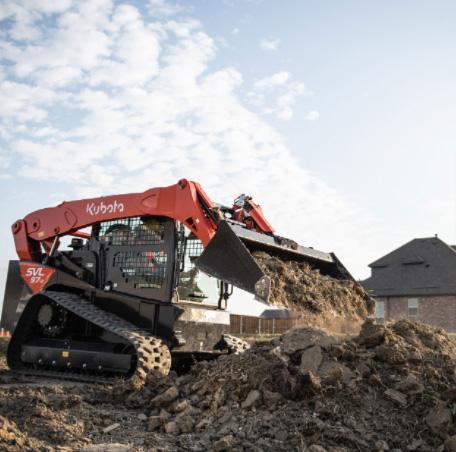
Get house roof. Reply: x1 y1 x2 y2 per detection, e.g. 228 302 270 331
260 308 295 319
362 237 456 297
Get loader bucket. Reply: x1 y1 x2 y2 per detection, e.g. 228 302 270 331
197 221 355 304
196 221 271 302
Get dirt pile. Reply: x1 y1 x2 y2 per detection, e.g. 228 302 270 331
254 251 374 333
1 319 456 451
105 319 456 451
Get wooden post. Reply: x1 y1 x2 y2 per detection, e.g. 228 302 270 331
259 318 261 335
272 318 275 334
240 316 243 335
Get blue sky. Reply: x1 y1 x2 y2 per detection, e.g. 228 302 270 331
200 0 456 231
0 0 455 303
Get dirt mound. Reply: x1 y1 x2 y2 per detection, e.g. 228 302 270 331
0 415 29 451
254 251 374 334
1 320 456 451
45 321 456 452
101 318 456 451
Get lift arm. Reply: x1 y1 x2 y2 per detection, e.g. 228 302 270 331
13 179 219 261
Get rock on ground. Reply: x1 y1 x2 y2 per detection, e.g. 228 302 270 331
1 315 456 451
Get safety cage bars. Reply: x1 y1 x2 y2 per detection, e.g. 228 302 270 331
183 238 204 270
113 251 168 289
98 217 165 246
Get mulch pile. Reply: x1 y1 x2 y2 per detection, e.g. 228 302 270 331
2 319 456 451
253 251 375 334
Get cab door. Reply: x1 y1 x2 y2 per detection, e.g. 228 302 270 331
98 217 176 302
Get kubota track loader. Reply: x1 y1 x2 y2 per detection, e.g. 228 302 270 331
1 179 354 383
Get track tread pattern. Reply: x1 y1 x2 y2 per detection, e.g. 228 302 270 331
8 290 171 384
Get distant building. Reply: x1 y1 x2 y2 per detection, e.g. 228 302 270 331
362 237 456 332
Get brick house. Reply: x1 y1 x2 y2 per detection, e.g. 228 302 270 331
362 237 456 332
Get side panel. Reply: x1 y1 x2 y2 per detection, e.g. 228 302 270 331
93 293 180 344
156 303 181 343
1 260 31 333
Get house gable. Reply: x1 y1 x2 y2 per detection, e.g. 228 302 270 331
362 237 456 297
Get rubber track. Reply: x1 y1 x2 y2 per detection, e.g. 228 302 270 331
7 290 171 384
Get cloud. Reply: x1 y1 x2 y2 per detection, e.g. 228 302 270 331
148 0 183 16
89 4 161 86
249 71 308 120
260 37 280 51
304 110 320 121
0 0 73 43
253 71 290 88
0 154 11 179
0 155 9 169
0 0 375 277
0 80 56 122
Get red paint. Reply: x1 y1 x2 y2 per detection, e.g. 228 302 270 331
19 263 55 293
12 179 276 263
233 197 274 234
247 200 274 233
13 180 218 260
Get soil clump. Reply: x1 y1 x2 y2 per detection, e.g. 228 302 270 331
253 251 375 334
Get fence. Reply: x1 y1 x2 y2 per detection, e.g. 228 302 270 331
230 314 300 336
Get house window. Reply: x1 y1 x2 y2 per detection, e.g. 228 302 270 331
375 301 385 323
408 298 419 317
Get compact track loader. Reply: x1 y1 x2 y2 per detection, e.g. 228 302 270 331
1 179 354 383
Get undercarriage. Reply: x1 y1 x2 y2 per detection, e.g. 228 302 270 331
6 287 249 383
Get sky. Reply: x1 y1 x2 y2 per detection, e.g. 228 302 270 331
0 0 455 312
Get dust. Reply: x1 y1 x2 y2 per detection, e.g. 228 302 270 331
254 251 375 335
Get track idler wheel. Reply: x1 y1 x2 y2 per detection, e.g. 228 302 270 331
37 301 67 337
135 335 172 382
220 334 250 354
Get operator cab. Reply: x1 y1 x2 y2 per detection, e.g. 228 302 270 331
91 216 175 302
86 216 224 307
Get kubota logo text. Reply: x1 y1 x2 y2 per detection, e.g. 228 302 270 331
25 267 45 284
86 200 125 216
